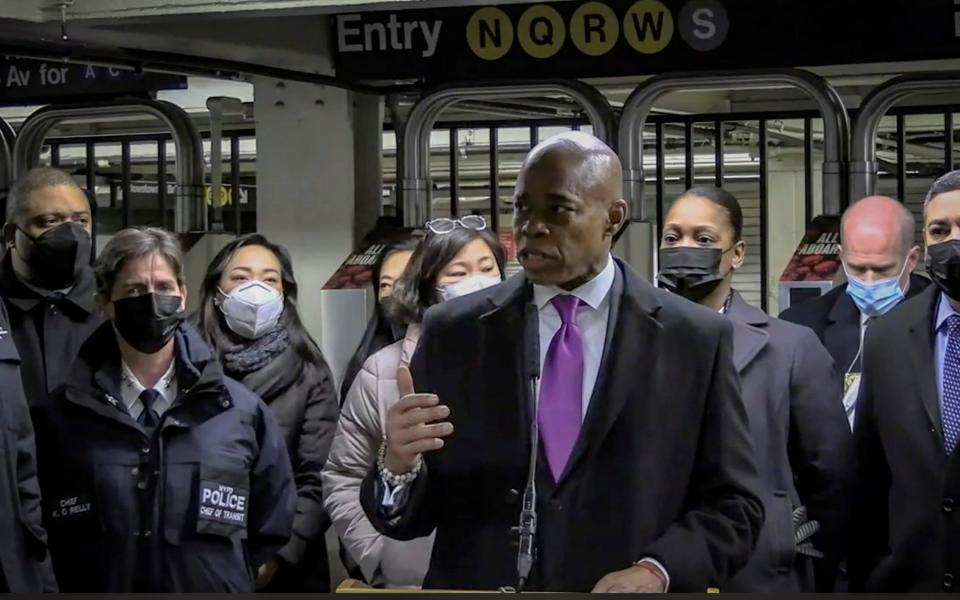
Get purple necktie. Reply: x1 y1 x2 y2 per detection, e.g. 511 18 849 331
538 294 584 481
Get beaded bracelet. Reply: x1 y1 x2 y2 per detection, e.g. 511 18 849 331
377 437 423 486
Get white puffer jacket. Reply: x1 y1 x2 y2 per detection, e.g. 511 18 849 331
322 325 434 587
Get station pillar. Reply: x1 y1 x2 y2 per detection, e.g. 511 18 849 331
254 77 383 346
767 152 824 313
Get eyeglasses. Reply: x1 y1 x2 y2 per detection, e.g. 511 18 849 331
425 215 487 235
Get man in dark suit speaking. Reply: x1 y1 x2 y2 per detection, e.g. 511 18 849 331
360 132 763 592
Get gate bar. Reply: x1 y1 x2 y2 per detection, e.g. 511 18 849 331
851 72 960 201
619 69 850 222
401 80 616 227
0 117 15 218
13 98 205 233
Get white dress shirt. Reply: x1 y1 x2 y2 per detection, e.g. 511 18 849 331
532 254 615 418
121 359 177 420
842 311 872 430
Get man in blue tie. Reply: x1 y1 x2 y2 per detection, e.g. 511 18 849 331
850 169 960 592
360 132 763 592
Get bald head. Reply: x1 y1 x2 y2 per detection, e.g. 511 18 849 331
513 132 627 289
841 196 915 253
840 195 919 283
522 131 623 203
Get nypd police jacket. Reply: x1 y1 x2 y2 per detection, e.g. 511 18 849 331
36 322 296 592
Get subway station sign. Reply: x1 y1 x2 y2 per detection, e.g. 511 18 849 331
332 0 960 82
0 57 186 105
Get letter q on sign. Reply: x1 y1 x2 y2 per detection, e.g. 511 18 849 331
518 4 565 59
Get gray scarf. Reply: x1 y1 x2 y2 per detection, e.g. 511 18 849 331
221 326 290 375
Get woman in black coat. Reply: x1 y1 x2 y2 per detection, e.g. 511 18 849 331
196 233 339 592
339 232 421 406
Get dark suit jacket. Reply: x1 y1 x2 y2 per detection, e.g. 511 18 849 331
0 302 57 591
724 292 853 592
360 259 764 592
850 284 960 592
778 274 930 373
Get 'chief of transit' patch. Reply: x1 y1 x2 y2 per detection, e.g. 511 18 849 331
198 478 249 528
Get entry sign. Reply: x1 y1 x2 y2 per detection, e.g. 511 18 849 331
0 57 186 104
332 0 960 82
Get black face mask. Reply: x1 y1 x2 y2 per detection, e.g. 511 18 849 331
112 293 184 354
926 239 960 301
17 222 91 290
657 247 726 303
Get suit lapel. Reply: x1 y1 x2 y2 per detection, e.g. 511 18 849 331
478 273 532 434
725 292 770 373
825 287 862 372
555 261 662 491
905 286 943 436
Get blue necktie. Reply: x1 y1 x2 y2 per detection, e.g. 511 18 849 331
942 315 960 454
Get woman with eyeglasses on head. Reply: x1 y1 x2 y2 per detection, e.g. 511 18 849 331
657 187 852 592
195 233 339 593
322 215 506 588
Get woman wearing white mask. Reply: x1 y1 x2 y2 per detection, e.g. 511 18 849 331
196 234 339 593
322 216 505 588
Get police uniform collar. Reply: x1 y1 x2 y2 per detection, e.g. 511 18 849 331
0 251 96 315
69 321 229 416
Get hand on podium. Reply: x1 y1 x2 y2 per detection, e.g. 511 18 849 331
591 563 667 593
383 366 454 474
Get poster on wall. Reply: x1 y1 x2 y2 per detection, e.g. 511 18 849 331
778 214 840 311
780 215 841 283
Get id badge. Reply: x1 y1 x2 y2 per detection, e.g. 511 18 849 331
843 373 862 415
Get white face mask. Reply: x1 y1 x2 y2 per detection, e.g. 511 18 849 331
218 280 284 339
438 274 501 301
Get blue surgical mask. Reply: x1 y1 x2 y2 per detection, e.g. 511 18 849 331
844 258 909 317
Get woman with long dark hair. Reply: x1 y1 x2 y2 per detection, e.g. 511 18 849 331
339 233 422 405
196 233 339 592
322 216 506 588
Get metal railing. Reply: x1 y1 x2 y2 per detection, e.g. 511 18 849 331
0 117 15 215
851 72 960 201
618 69 850 221
401 80 615 227
13 98 205 232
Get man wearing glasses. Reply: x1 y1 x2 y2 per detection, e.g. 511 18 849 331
360 132 762 592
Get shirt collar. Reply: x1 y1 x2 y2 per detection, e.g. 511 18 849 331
0 253 96 315
20 278 73 298
120 358 177 412
532 254 615 311
935 291 960 334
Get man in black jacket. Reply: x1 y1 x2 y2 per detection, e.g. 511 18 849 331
0 167 102 422
0 299 57 592
780 195 928 428
361 132 763 592
36 227 296 592
850 171 960 592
